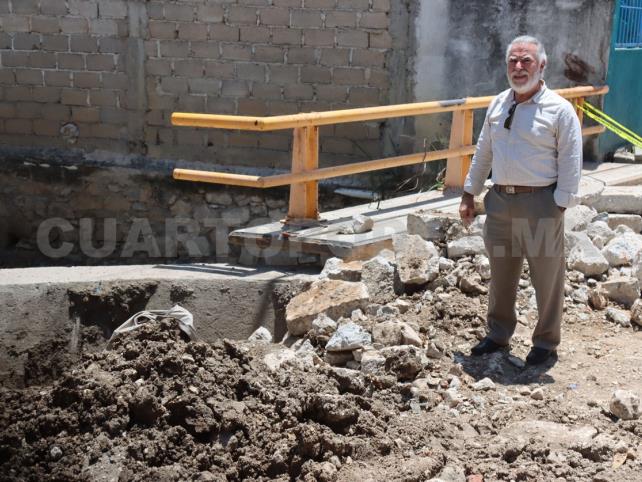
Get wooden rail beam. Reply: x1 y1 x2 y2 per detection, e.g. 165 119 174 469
445 109 474 188
287 126 319 221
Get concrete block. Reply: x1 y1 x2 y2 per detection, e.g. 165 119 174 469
161 77 188 94
14 102 42 119
359 12 389 29
5 86 32 102
160 40 190 58
61 88 88 106
267 100 299 115
190 41 220 59
146 58 171 76
99 108 127 125
0 103 16 118
204 61 236 79
197 5 224 23
72 106 100 123
33 119 60 136
206 97 236 114
149 21 177 40
283 84 314 100
28 52 57 69
60 17 89 34
273 0 302 5
221 44 252 61
1 15 30 32
86 54 115 71
73 72 101 89
5 119 33 134
14 33 42 50
69 0 98 18
237 63 266 82
209 25 239 41
268 65 300 84
102 72 127 89
42 104 71 121
187 78 220 95
589 186 642 215
178 22 208 41
252 82 283 100
174 59 204 77
15 69 43 86
89 19 119 36
12 0 39 14
240 26 271 43
287 47 316 64
259 7 290 26
253 46 284 62
272 28 302 45
300 65 331 83
315 85 348 102
70 35 99 53
607 214 642 233
58 53 85 70
164 4 194 22
303 29 334 46
31 16 61 34
32 86 62 103
369 31 392 49
320 48 350 66
325 11 357 27
221 80 250 97
90 89 119 107
367 68 389 88
372 0 391 12
291 10 323 28
228 6 258 25
40 0 69 15
333 67 365 85
237 99 268 116
337 0 369 9
351 49 386 68
90 123 124 139
98 0 127 18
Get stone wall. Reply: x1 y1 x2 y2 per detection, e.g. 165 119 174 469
0 0 412 168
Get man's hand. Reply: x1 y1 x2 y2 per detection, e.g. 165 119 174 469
558 206 566 214
459 192 475 227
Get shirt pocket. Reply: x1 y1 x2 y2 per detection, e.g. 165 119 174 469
488 115 508 144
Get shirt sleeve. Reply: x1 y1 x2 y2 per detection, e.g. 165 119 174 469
463 100 495 196
554 102 583 208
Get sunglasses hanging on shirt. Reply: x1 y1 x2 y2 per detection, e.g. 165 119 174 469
504 103 517 130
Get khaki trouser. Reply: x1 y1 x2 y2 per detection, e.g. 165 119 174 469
482 184 565 350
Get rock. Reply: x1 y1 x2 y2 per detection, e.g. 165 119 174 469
325 322 372 352
361 256 396 304
577 175 606 205
608 214 642 233
606 307 631 327
311 313 337 337
472 377 496 391
286 280 369 335
319 257 362 282
425 341 443 359
406 212 454 242
360 350 385 374
372 320 404 346
382 345 424 381
390 298 412 314
572 286 589 304
588 288 609 310
507 355 526 369
338 214 374 234
205 191 233 206
530 388 545 400
50 446 63 460
263 347 296 371
634 251 642 284
434 465 466 482
468 215 486 236
442 388 462 408
564 205 598 231
567 232 609 276
600 277 640 307
439 257 455 271
588 185 642 214
609 390 641 420
324 351 354 366
392 234 440 285
459 275 488 295
601 233 642 266
501 421 597 449
631 299 642 327
473 254 491 280
586 221 615 249
447 236 486 258
221 206 251 227
248 327 272 342
400 323 423 347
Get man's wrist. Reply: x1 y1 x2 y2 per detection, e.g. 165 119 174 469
462 191 474 200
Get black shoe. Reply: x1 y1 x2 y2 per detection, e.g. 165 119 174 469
471 337 506 356
526 347 556 365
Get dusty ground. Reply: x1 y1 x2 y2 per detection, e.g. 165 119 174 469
1 286 641 481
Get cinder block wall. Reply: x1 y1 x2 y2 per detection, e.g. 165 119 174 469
0 0 409 169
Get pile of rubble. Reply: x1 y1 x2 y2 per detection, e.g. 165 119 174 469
267 206 642 383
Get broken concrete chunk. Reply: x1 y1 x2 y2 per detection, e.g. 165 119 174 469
601 233 642 267
319 257 363 282
600 277 640 308
361 255 396 304
285 280 369 336
393 234 440 285
606 307 631 327
610 390 641 420
607 214 642 233
447 236 486 259
325 322 372 352
588 186 642 214
586 221 615 249
248 327 272 342
338 214 374 234
564 204 598 232
567 232 609 276
406 212 454 242
630 299 642 327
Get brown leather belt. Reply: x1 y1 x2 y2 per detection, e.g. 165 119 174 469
494 184 550 194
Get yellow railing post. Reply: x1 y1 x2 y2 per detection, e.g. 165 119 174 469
287 126 319 221
445 109 474 188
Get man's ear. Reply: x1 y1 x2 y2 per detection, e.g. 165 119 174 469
540 60 546 72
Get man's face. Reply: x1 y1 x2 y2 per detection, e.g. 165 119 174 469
506 43 544 94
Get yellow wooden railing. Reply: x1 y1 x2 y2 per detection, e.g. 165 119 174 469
171 85 608 223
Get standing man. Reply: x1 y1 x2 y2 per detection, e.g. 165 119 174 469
459 35 582 365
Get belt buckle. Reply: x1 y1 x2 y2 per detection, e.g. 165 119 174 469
506 185 516 194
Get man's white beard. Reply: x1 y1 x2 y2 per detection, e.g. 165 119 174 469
508 69 542 94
